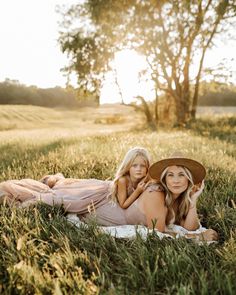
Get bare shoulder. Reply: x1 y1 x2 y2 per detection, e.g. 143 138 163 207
138 189 167 231
138 189 166 209
140 189 165 202
117 176 127 185
145 181 164 192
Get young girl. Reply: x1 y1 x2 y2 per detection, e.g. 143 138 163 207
112 147 151 209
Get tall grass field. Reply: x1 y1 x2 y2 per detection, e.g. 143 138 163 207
0 105 235 294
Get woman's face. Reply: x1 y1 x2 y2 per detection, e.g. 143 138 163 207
165 166 189 198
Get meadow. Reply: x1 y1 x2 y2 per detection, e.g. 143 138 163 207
0 105 235 294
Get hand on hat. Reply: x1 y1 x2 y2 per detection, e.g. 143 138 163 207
190 180 205 202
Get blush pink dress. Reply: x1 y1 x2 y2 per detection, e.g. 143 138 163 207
0 178 147 226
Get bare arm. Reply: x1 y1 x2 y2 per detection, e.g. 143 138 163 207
167 229 218 241
117 177 145 209
182 181 205 230
139 190 167 232
185 229 218 241
181 201 200 231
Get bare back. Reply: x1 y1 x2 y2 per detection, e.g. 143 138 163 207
137 183 167 232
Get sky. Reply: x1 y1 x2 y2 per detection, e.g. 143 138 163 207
0 0 75 88
0 1 236 104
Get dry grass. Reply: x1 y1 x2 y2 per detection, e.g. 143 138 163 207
0 104 144 133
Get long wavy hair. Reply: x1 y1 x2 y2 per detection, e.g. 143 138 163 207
160 166 194 225
111 147 151 201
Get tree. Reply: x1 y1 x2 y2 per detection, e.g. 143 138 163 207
58 4 114 104
58 0 236 126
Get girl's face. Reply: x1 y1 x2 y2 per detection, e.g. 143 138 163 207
165 166 189 198
129 155 147 181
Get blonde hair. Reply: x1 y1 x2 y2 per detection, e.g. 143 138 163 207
160 166 194 225
111 147 151 201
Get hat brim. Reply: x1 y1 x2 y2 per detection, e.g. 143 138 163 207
149 158 206 184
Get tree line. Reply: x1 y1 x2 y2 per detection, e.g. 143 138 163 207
0 79 235 108
0 79 79 108
199 82 236 106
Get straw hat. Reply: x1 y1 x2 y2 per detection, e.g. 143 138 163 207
149 152 206 184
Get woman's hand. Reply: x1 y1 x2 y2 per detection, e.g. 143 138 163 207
200 229 219 241
185 228 219 241
190 180 205 202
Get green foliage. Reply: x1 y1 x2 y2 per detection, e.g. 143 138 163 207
0 115 236 294
199 90 236 106
188 115 236 143
58 3 113 98
197 81 236 107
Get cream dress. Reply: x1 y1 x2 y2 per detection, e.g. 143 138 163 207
0 177 148 226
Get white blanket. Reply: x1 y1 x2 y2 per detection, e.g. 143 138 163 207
66 214 216 244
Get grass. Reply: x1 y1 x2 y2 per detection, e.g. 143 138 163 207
0 105 235 294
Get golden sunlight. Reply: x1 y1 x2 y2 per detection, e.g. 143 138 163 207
100 49 154 104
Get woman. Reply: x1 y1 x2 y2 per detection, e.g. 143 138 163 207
138 152 218 241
